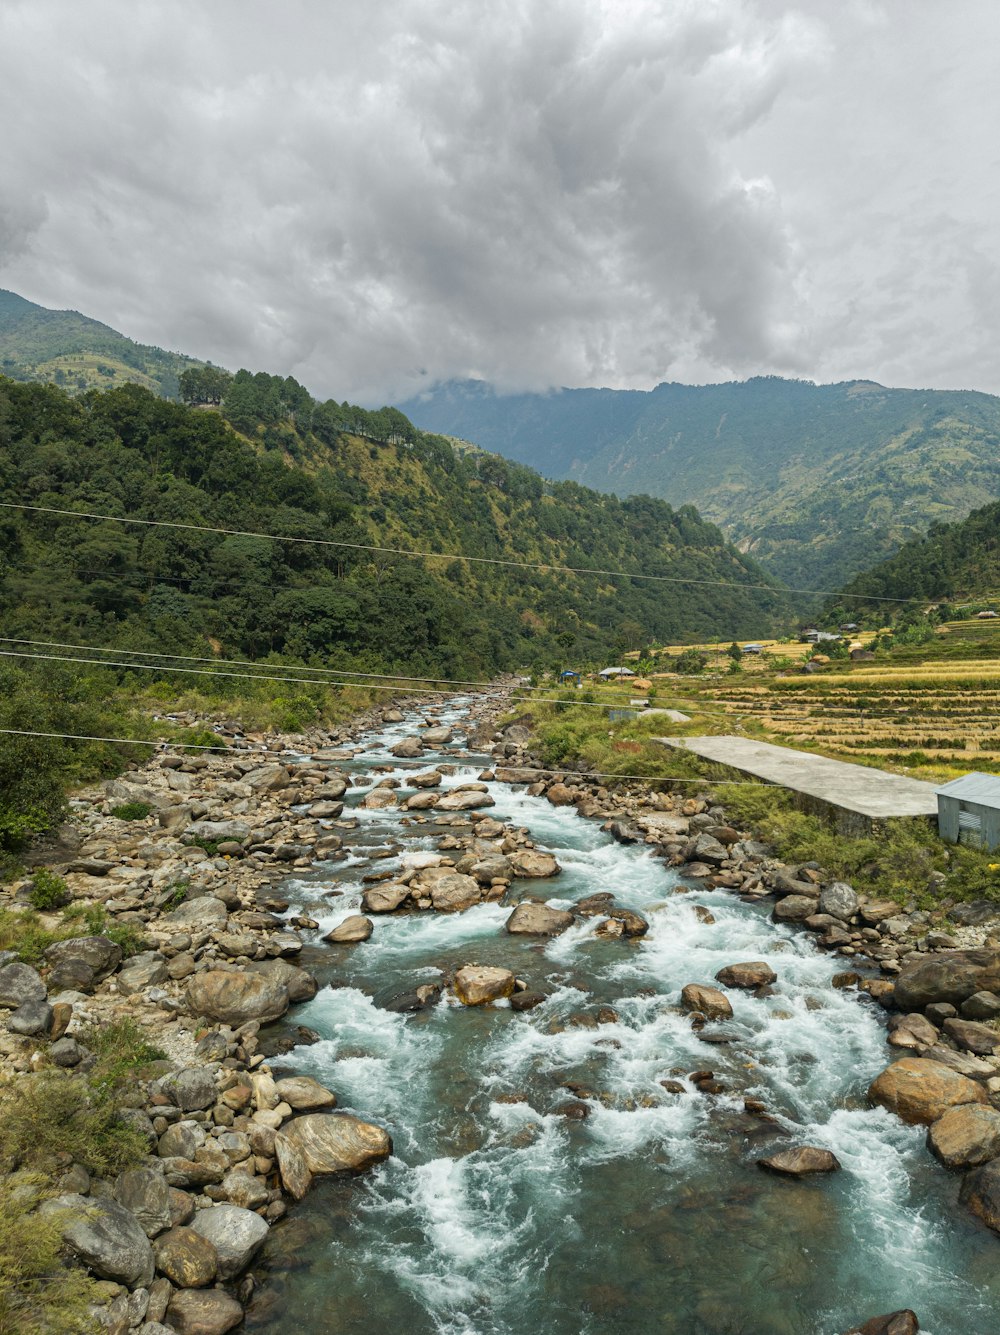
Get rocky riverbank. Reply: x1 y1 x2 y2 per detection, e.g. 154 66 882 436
3 685 998 1334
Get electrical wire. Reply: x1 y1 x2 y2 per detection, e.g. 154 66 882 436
0 500 920 604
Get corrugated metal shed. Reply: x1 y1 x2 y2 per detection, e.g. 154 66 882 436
935 773 1000 850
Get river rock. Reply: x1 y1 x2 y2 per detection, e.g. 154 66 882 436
818 881 859 921
960 991 1000 1020
8 998 53 1035
160 1067 218 1113
166 1288 244 1334
154 1225 219 1287
428 872 482 912
162 897 229 931
715 962 777 990
362 883 411 913
942 1016 1000 1055
887 1013 939 1050
44 1193 155 1288
507 850 560 879
595 910 649 939
273 1075 337 1111
115 1166 173 1237
361 787 398 809
404 791 440 810
868 1057 988 1125
44 935 122 989
505 902 574 936
845 1314 920 1335
0 961 46 1007
927 1104 1000 1168
421 726 454 745
390 736 423 758
545 783 577 806
680 984 733 1020
772 895 818 923
187 970 289 1026
189 1203 268 1279
454 965 515 1006
410 770 443 788
893 949 1000 1011
437 789 495 811
246 957 318 1003
324 915 373 943
274 1113 393 1200
757 1146 841 1177
688 833 729 865
117 952 169 994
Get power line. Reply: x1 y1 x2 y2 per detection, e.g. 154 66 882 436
0 726 773 785
0 500 919 604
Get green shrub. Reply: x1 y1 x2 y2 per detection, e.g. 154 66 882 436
26 870 71 912
0 1176 100 1335
109 801 152 821
78 1017 166 1095
0 1073 147 1178
0 910 66 965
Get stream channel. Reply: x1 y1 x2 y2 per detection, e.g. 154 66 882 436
248 698 1000 1335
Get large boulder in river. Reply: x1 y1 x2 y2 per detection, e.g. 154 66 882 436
715 962 777 990
188 1202 269 1279
507 850 560 879
187 970 289 1026
680 984 733 1020
453 966 515 1006
274 1113 393 1200
868 1057 988 1125
893 949 1000 1011
43 1193 154 1288
154 1225 219 1287
274 1075 337 1111
818 881 859 921
362 883 411 913
427 872 482 912
390 736 423 758
757 1146 841 1177
961 1159 1000 1235
361 787 398 809
505 902 574 936
844 1314 920 1335
928 1104 1000 1169
323 915 373 943
437 788 495 811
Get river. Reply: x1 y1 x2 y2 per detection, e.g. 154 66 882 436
246 697 1000 1335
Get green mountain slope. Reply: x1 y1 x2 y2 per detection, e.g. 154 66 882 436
831 497 1000 610
397 377 1000 590
0 375 788 682
0 289 208 399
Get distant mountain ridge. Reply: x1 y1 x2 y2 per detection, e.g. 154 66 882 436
0 288 207 399
397 376 1000 589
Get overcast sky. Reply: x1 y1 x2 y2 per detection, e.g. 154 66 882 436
1 0 998 404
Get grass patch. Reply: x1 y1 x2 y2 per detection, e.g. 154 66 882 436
109 801 152 821
77 1017 166 1096
0 1176 101 1335
26 870 70 912
0 1072 147 1178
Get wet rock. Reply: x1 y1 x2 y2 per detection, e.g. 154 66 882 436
44 1193 155 1288
942 1016 1000 1055
609 820 643 845
715 962 777 990
323 915 373 943
381 983 442 1013
154 1225 219 1287
0 961 46 1007
390 736 423 758
437 788 495 811
507 850 560 879
680 984 733 1021
362 883 411 913
453 965 515 1006
575 893 616 917
427 872 482 913
960 991 1000 1020
818 881 859 921
361 788 398 809
274 1113 393 1200
273 1075 337 1111
757 1147 841 1177
893 949 1000 1011
843 1313 920 1335
960 1158 1000 1235
927 1104 1000 1169
186 970 289 1026
545 783 577 806
595 909 649 939
832 972 863 990
510 990 546 1012
166 1288 244 1335
505 902 574 936
189 1203 268 1280
868 1057 988 1125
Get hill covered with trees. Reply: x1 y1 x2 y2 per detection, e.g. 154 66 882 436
0 373 788 681
0 289 208 399
397 376 1000 590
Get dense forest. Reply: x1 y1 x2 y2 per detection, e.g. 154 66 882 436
399 376 1000 589
829 496 1000 611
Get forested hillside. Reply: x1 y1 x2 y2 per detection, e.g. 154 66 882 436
831 497 1000 610
0 289 207 398
0 374 788 681
398 376 1000 589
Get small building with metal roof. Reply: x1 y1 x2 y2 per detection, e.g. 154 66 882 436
935 773 1000 850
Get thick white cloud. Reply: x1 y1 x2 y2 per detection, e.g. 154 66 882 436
0 0 997 401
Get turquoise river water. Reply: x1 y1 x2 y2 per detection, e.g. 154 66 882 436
246 699 1000 1335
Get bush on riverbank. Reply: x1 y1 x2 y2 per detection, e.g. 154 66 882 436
0 1177 99 1335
